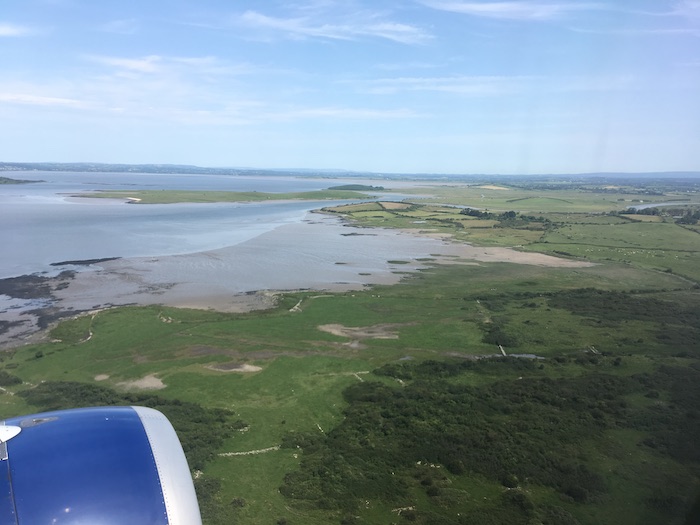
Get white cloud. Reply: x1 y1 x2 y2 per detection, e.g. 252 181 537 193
570 26 700 36
363 75 529 95
235 10 431 44
673 0 700 19
0 92 88 108
374 61 444 71
361 74 633 95
86 54 264 78
98 19 139 35
129 102 418 126
266 106 417 120
87 55 163 73
0 23 32 36
419 1 604 20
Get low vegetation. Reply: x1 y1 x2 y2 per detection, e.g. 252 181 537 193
75 188 377 204
281 359 700 524
2 177 700 524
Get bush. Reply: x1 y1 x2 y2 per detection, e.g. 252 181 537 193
0 370 22 386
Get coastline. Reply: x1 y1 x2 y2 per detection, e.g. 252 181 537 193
0 213 592 351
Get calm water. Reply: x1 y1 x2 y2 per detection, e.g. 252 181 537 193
0 171 380 278
1 171 460 347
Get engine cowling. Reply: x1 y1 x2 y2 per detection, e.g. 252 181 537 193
0 406 202 525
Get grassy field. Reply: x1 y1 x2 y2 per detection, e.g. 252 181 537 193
394 185 697 213
324 199 700 282
2 181 700 525
76 188 377 203
398 181 700 214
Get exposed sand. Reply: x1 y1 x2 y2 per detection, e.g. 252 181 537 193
318 323 407 350
207 363 263 373
117 374 165 390
398 229 594 268
477 185 510 190
0 214 593 350
318 323 403 340
94 374 109 381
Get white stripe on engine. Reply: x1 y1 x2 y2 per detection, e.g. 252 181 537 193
132 406 202 525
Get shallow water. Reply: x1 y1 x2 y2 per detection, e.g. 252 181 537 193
0 172 454 346
1 171 587 348
2 172 378 278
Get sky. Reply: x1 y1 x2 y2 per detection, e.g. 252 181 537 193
1 0 699 174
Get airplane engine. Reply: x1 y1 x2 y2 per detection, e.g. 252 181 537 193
0 406 202 525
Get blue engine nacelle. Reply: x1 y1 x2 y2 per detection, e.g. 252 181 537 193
0 406 202 524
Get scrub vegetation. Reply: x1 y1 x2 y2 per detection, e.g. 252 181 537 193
1 178 699 525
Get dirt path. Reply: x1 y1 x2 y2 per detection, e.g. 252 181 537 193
219 446 280 457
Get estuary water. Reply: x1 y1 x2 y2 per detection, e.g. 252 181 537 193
1 171 456 347
0 171 366 278
1 171 593 348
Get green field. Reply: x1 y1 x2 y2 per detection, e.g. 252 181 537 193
2 180 700 525
76 188 377 203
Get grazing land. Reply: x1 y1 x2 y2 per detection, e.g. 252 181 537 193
2 177 700 525
76 188 378 204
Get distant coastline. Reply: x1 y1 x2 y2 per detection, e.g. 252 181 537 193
1 161 698 180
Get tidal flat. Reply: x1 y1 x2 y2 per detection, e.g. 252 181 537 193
0 211 592 350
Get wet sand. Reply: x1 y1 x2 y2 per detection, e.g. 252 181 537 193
0 213 592 350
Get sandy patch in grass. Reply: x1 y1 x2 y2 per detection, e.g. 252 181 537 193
208 363 262 373
118 374 165 390
477 185 510 190
318 323 410 350
398 230 594 268
94 374 109 381
318 323 404 340
443 246 595 267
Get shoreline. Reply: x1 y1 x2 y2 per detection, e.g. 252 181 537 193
0 214 593 351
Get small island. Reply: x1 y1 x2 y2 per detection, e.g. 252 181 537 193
0 176 42 185
74 188 378 204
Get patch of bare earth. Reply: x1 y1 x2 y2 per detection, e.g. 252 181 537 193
207 363 262 373
117 374 165 390
319 323 403 339
94 374 109 381
318 323 409 349
477 185 510 190
398 230 594 268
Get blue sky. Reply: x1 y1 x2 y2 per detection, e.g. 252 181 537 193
1 0 698 174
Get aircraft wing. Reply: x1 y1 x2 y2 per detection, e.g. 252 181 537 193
0 406 202 525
